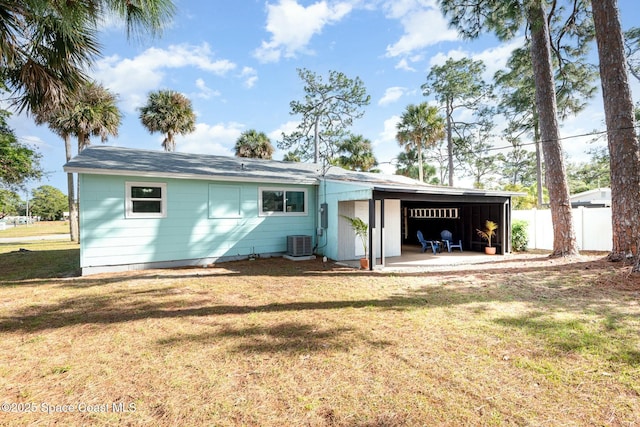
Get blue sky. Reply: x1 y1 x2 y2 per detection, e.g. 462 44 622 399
8 0 640 195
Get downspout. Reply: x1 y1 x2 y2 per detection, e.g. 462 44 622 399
314 177 328 253
379 198 385 267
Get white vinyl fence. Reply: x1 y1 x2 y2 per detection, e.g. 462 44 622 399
512 207 612 251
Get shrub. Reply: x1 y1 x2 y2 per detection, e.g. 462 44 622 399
511 219 529 252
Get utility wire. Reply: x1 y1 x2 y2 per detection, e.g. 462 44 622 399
484 125 637 153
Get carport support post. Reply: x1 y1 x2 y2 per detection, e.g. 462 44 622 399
369 198 375 271
379 199 385 267
503 199 511 254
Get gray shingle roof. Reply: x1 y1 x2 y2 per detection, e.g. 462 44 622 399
64 146 519 197
64 146 429 187
64 146 323 184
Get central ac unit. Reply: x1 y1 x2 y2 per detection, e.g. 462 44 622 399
287 235 312 257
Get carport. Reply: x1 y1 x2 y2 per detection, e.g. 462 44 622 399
364 185 516 270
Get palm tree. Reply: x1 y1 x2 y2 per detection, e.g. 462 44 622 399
395 149 439 183
396 103 445 183
67 83 121 206
68 83 122 151
335 134 378 172
1 0 175 114
33 116 77 240
34 82 121 242
139 90 196 152
234 130 275 159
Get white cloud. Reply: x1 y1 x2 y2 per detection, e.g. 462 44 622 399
268 120 301 160
372 114 401 173
113 43 234 77
253 42 282 63
383 0 425 19
178 122 244 156
254 0 353 63
268 120 300 142
385 6 458 58
22 135 50 150
427 38 524 82
378 87 406 105
92 43 236 112
395 53 425 72
427 48 466 68
395 58 416 72
472 37 525 80
240 67 258 88
377 115 401 146
96 12 125 33
194 78 221 99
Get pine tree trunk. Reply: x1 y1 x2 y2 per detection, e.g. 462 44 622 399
446 99 454 186
314 118 320 164
527 0 579 257
64 135 78 242
533 109 544 208
417 138 424 183
592 0 640 267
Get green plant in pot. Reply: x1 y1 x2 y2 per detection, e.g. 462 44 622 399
341 215 369 269
476 220 498 255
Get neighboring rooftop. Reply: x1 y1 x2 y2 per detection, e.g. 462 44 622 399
569 188 611 207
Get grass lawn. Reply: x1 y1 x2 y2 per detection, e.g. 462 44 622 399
0 241 639 426
0 220 69 238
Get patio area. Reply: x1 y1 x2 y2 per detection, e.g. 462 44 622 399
337 244 505 272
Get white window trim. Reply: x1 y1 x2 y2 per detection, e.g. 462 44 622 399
258 187 308 217
125 181 167 219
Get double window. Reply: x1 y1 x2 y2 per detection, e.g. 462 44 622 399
125 182 167 218
124 183 304 218
259 188 307 216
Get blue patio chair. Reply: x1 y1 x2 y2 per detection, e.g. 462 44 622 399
417 230 439 255
440 230 463 252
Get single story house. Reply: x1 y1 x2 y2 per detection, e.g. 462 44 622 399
64 146 518 275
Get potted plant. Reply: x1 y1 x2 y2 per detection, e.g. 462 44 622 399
341 215 369 269
476 220 498 255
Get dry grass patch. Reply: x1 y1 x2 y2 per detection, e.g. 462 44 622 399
1 250 639 426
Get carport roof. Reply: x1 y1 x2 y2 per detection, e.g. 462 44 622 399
64 146 520 197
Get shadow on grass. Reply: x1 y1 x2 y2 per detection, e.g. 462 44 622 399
0 254 625 292
0 238 625 290
157 322 392 353
0 248 80 281
0 292 438 333
2 253 639 363
0 274 632 328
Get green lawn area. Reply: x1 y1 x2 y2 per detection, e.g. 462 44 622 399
0 241 638 426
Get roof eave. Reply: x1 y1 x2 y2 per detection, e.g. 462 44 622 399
64 166 320 186
372 185 524 198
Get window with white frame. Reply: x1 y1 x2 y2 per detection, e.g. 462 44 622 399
125 182 167 218
259 187 307 216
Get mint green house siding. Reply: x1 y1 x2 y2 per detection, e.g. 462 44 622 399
321 180 372 261
79 174 317 274
66 146 517 274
